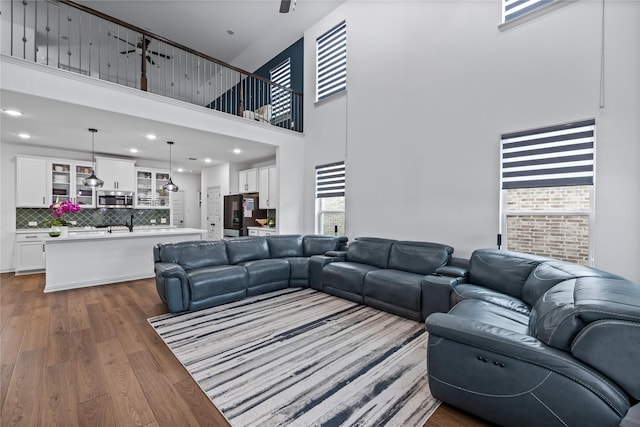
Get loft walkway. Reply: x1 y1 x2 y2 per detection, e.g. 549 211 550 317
1 0 303 132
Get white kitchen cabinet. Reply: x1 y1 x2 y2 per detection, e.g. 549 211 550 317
16 156 48 207
95 156 136 191
15 232 48 274
247 226 278 236
135 168 171 208
258 166 278 209
238 168 258 193
49 160 97 208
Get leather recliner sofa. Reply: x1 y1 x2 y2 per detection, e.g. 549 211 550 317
425 248 640 427
153 234 347 313
310 237 462 321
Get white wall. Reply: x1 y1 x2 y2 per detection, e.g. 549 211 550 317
303 2 640 281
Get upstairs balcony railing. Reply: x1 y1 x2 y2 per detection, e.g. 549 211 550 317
1 0 303 132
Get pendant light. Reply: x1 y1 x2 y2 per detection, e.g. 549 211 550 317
163 141 179 192
83 128 104 188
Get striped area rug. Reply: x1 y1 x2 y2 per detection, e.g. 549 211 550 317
148 288 439 426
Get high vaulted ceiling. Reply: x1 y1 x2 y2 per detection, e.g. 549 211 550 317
1 0 344 171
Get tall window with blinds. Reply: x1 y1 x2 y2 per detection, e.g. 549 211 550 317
316 161 346 236
316 21 347 102
270 58 291 123
500 119 595 266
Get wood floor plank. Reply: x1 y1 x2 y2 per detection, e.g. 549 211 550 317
96 338 156 426
0 314 29 367
174 377 229 427
77 394 117 426
20 305 50 352
128 349 202 426
86 302 117 343
67 296 91 332
70 328 110 403
136 322 190 384
1 363 14 411
1 349 44 427
45 297 71 367
41 361 79 426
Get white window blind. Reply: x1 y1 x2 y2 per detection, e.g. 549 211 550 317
270 58 291 121
316 161 345 198
501 119 595 189
316 21 346 102
503 0 552 22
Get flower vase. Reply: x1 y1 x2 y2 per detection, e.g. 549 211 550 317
49 226 61 237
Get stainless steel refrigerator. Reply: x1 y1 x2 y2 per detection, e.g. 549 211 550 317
223 193 266 237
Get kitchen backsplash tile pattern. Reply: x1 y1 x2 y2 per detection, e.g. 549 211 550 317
16 208 170 229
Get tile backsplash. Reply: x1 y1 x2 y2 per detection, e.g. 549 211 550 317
16 208 170 229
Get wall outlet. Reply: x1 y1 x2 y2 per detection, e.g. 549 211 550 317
160 218 167 224
150 219 157 224
28 221 38 227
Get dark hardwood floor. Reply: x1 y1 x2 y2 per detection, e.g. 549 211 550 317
1 272 637 426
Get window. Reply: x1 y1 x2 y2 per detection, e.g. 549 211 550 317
316 161 345 236
501 0 572 26
270 58 291 122
316 21 347 102
500 119 595 265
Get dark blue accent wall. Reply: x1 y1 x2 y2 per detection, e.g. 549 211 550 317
206 38 304 131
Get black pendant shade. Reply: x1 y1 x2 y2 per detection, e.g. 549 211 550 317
163 141 179 192
83 128 104 188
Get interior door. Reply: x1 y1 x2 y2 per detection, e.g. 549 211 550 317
207 186 221 239
171 190 185 227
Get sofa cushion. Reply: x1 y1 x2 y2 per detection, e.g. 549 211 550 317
157 240 228 271
267 235 303 258
448 299 530 334
286 257 310 281
346 237 395 269
238 259 290 295
225 237 270 264
469 249 549 300
364 269 423 312
522 260 624 307
322 262 380 302
186 265 247 300
302 235 342 257
529 277 640 351
388 241 452 275
451 284 531 315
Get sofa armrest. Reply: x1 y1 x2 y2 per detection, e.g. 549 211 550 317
425 313 631 415
154 262 190 313
309 255 339 291
325 250 347 261
435 265 469 279
421 274 462 319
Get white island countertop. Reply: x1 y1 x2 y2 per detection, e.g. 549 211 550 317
44 227 206 292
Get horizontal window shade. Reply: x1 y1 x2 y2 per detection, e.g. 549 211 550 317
316 21 346 101
501 119 595 189
316 161 345 198
270 58 291 120
503 0 553 22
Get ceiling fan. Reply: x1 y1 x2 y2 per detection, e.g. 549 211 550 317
115 36 171 65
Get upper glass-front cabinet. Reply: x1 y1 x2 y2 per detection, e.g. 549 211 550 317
50 160 96 208
136 168 170 208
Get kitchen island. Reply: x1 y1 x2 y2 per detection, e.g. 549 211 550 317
44 227 206 292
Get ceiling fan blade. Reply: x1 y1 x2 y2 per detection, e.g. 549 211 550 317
113 35 136 47
279 0 291 13
146 56 156 66
149 50 171 59
120 49 137 55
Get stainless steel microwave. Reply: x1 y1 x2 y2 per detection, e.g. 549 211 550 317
97 191 134 208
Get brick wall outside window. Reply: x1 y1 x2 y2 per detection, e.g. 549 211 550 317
505 186 591 265
318 196 345 236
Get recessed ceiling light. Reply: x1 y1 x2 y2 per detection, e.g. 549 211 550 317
129 148 138 153
177 168 184 172
146 133 157 140
205 158 212 163
18 133 31 139
5 109 23 116
233 148 242 154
